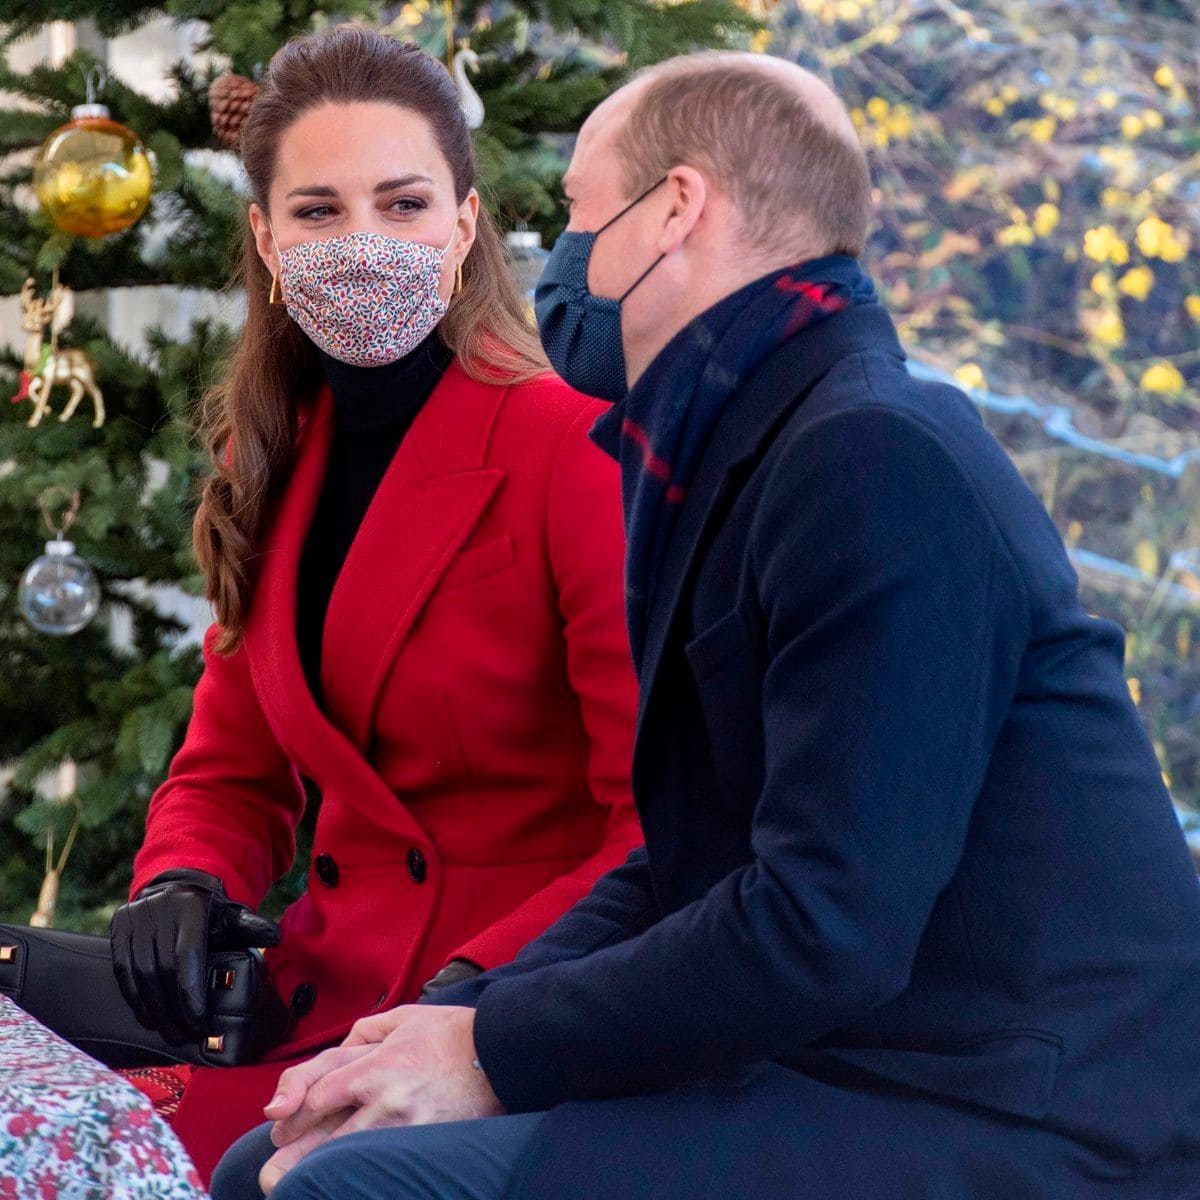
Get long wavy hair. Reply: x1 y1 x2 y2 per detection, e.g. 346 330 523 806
195 25 547 654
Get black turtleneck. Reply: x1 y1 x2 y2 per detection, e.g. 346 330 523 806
297 333 454 703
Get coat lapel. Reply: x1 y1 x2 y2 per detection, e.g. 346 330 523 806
319 360 507 749
634 304 907 736
241 385 338 774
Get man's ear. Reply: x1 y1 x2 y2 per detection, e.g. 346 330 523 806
248 203 279 278
657 165 707 255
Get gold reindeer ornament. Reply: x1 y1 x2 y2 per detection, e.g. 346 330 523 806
12 275 105 429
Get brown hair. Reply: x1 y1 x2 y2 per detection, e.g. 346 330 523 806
615 52 871 258
195 24 546 653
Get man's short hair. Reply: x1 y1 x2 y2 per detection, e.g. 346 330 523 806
615 52 872 258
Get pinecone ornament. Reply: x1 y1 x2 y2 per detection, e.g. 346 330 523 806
209 71 258 150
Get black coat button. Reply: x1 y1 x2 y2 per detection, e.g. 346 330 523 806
314 853 339 887
407 848 427 884
291 983 316 1018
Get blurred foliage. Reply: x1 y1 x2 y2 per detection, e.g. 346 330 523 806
767 0 1200 811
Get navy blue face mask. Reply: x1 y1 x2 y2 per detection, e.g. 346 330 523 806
534 177 668 401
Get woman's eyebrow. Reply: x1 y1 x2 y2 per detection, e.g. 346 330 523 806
285 174 434 200
375 174 434 192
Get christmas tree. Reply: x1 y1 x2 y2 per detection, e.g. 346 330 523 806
0 0 757 930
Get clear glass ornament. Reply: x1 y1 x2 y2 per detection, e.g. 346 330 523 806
19 535 101 636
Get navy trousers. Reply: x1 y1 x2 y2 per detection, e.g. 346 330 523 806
209 1114 546 1200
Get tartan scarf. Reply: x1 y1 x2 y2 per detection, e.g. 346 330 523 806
590 254 877 673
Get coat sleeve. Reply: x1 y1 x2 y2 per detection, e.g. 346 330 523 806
423 846 657 1008
442 399 644 972
466 405 1031 1114
129 623 306 909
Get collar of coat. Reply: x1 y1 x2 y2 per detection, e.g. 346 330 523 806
241 360 506 834
625 300 908 731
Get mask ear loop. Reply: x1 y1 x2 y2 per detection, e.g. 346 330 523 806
267 225 286 305
592 175 670 303
443 217 464 297
596 175 669 236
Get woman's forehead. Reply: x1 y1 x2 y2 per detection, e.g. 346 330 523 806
274 101 451 189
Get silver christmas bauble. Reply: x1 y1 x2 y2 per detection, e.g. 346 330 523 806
18 538 101 636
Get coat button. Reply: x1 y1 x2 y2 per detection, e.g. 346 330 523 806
291 983 317 1018
407 848 427 884
314 853 339 887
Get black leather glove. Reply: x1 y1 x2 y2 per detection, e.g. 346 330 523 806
420 957 483 999
110 868 281 1044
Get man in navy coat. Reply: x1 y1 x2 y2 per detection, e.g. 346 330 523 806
213 51 1200 1200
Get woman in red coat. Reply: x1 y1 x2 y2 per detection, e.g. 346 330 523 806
108 26 640 1185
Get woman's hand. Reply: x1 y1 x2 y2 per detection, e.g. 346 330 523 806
109 868 281 1043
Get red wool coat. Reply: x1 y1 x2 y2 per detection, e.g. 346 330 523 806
128 362 641 1182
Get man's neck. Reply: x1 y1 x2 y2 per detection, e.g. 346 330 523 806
624 245 824 390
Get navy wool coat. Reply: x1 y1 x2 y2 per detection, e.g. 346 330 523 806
433 302 1200 1199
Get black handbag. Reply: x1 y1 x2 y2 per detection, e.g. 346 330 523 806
0 923 293 1069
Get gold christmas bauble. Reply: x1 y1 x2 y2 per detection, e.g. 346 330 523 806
33 104 153 238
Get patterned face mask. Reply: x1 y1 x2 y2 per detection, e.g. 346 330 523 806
274 226 458 367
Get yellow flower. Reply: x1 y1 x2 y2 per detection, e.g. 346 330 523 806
873 126 890 149
954 362 986 390
1136 215 1189 261
1117 266 1154 301
836 0 862 20
886 105 914 139
1090 272 1112 297
1000 84 1020 103
1043 178 1061 202
1097 145 1135 169
984 97 1006 117
1140 361 1185 394
1067 520 1083 543
1142 108 1164 130
849 107 865 129
1154 65 1175 88
1028 116 1057 143
1135 542 1161 577
1083 225 1129 265
749 28 773 53
1100 187 1130 209
866 96 889 121
997 223 1035 247
1098 90 1119 110
1128 677 1142 705
877 23 901 45
1093 309 1125 347
1185 295 1200 321
1033 203 1060 238
1121 113 1145 140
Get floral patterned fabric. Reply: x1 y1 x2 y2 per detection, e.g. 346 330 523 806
0 995 207 1200
275 228 455 367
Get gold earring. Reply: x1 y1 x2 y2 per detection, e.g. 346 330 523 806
269 273 284 305
454 261 464 296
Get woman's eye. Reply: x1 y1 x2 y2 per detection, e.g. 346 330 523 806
389 197 427 214
296 204 334 220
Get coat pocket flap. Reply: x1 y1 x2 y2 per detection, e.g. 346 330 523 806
685 605 758 682
821 1029 1063 1121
